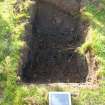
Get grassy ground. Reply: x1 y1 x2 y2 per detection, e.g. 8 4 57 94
0 0 105 105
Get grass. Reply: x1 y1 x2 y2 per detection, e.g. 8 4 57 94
0 0 105 105
80 1 105 79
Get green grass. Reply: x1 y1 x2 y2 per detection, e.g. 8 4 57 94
0 0 28 104
0 0 105 105
79 0 105 79
79 85 105 105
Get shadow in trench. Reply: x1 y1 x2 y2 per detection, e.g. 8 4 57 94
20 0 89 83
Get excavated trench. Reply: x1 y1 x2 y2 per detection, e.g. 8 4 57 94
21 0 89 83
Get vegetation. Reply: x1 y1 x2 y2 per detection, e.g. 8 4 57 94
80 1 105 79
0 0 105 105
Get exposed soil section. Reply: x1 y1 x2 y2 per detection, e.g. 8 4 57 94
20 0 89 83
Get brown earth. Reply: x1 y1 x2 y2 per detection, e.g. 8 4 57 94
20 0 92 83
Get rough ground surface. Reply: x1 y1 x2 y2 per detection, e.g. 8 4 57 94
37 0 81 14
21 0 89 83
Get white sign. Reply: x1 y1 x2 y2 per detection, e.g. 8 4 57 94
49 92 72 105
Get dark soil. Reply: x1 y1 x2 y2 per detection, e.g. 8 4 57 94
21 0 89 83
